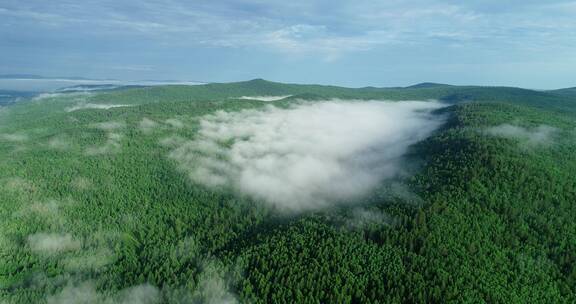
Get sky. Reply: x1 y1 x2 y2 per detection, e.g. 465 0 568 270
1 0 575 89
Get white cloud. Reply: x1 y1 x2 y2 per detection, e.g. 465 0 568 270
28 233 81 254
0 7 66 26
47 281 160 304
164 118 184 129
160 135 188 148
168 100 445 212
32 92 91 101
57 85 123 92
71 176 93 190
85 121 126 155
47 136 71 150
485 124 558 146
0 133 28 142
238 95 292 101
85 132 123 156
138 117 160 134
116 284 161 304
263 24 379 60
13 199 60 219
62 247 117 272
47 282 102 304
65 103 132 112
4 1 576 63
347 208 397 229
1 177 35 193
193 262 238 304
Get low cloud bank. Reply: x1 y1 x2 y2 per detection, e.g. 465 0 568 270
138 117 186 134
85 121 126 155
165 118 184 129
47 282 160 304
1 177 35 193
47 136 71 150
0 133 28 142
486 124 558 146
238 95 292 101
139 118 160 134
85 133 123 155
346 208 397 229
192 262 239 304
72 177 93 190
65 103 132 112
32 92 91 101
28 233 81 254
168 100 446 211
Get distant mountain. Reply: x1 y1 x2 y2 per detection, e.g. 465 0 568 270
56 78 571 114
548 87 576 97
406 82 452 89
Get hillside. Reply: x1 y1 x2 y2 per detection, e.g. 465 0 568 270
0 90 37 107
549 87 576 97
0 80 575 303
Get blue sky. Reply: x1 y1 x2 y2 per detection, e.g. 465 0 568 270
1 0 575 88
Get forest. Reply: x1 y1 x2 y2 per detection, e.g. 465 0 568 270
0 80 575 303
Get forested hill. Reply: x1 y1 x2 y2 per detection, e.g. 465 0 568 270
79 78 576 111
548 87 576 97
0 80 575 303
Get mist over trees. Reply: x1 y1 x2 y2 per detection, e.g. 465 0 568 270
0 80 575 303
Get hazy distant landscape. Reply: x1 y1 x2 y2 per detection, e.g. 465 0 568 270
0 74 207 107
0 74 206 92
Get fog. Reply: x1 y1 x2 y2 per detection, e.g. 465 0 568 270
238 95 292 101
486 124 558 147
165 118 184 129
139 118 160 134
45 136 71 150
139 117 186 134
27 233 81 254
346 208 398 229
192 262 239 304
0 133 28 142
47 282 160 304
168 100 446 211
65 103 132 112
85 121 126 155
32 92 92 101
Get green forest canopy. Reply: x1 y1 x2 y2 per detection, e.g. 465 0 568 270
0 80 575 303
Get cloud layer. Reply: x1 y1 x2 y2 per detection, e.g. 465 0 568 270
65 103 132 112
47 281 160 304
28 233 81 254
168 100 445 211
485 124 558 147
238 95 292 101
85 121 126 156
